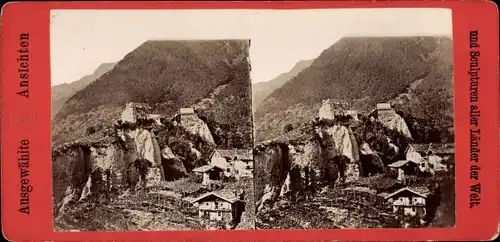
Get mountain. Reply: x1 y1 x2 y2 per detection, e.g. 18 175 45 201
254 36 453 143
51 62 116 119
252 59 314 112
53 40 253 148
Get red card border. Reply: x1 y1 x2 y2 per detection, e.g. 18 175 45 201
1 1 499 241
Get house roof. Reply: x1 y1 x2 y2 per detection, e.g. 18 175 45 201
343 186 377 195
180 107 195 113
430 143 455 154
408 143 455 155
384 187 428 200
388 160 410 168
214 149 253 161
191 191 239 204
192 165 222 173
376 103 392 110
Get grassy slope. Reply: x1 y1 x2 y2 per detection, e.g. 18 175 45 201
51 63 116 119
53 40 252 145
252 59 314 112
254 36 453 142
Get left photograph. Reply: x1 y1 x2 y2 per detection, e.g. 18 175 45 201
50 11 254 231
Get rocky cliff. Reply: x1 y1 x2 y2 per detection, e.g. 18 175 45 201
254 36 453 143
255 119 361 211
176 113 215 144
53 102 217 216
375 109 413 139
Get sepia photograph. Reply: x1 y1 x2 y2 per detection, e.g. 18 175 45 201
51 10 254 231
50 8 456 232
251 9 455 229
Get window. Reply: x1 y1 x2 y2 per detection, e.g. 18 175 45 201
218 211 221 216
421 163 425 167
205 202 209 206
214 202 219 209
246 165 251 169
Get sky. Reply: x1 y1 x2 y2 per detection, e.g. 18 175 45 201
50 8 452 86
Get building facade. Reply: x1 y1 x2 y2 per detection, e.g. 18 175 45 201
384 187 427 217
191 192 239 222
209 149 253 178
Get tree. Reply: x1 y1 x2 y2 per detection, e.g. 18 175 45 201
284 124 294 133
85 126 96 135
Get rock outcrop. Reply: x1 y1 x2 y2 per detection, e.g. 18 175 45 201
53 142 138 216
54 103 169 216
255 120 361 211
376 107 413 139
315 124 360 182
119 128 165 186
161 146 188 181
177 112 215 144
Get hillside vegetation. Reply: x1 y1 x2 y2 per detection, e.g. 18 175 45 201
252 59 313 112
254 36 453 142
51 62 116 119
53 40 252 146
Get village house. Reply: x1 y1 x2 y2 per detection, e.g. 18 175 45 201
384 187 428 217
192 165 224 186
191 191 243 222
427 143 455 172
209 149 253 179
405 143 455 173
387 160 410 183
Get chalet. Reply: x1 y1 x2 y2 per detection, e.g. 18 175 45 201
405 143 455 173
191 191 243 222
427 143 455 172
387 160 410 183
192 165 224 186
384 187 428 217
209 149 253 179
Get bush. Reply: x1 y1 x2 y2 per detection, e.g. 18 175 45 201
85 126 96 135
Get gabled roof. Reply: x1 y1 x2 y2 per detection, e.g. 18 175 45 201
192 165 222 173
388 160 410 168
384 187 428 200
191 191 239 204
213 149 253 161
343 186 377 195
429 143 455 155
407 143 455 155
376 103 392 110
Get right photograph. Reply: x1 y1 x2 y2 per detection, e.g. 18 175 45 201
252 10 455 229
